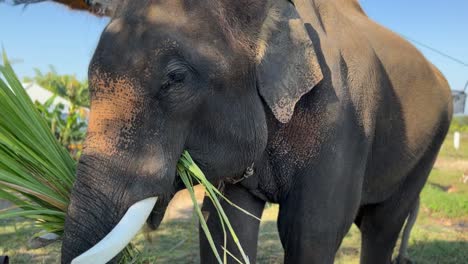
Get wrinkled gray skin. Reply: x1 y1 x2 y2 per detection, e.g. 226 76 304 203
61 0 452 263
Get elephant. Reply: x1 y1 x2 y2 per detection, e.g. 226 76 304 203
61 0 453 263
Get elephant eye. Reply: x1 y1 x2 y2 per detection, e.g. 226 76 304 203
161 70 186 91
162 59 190 88
167 70 186 83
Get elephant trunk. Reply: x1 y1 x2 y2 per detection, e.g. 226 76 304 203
61 154 163 263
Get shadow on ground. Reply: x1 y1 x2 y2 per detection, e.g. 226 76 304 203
408 240 468 264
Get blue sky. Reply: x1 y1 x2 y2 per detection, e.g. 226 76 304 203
0 0 467 90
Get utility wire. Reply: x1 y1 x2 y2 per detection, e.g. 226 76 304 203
400 34 468 67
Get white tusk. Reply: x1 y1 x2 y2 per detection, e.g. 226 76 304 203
71 197 158 264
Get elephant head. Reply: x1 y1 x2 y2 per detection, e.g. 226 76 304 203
61 0 322 262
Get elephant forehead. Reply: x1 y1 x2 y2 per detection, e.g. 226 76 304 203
86 71 144 156
145 2 189 26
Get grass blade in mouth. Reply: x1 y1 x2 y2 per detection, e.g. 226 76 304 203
178 151 255 264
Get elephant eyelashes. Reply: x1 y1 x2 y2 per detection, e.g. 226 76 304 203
167 70 186 84
159 70 186 92
162 59 192 89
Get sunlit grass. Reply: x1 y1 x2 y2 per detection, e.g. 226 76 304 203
421 183 468 219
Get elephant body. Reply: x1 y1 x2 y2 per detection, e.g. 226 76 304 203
62 0 452 263
202 2 452 263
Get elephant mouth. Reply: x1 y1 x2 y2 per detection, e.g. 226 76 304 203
71 197 158 264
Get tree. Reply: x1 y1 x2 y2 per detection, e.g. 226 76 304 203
24 68 89 159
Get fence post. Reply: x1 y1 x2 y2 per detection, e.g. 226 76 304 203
454 131 461 150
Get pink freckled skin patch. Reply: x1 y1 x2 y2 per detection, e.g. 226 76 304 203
85 68 144 157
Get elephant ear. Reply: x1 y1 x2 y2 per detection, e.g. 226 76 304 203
256 0 323 123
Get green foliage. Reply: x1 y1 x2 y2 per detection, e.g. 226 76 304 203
34 97 87 160
22 67 90 160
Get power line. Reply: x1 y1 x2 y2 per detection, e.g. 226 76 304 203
400 34 468 67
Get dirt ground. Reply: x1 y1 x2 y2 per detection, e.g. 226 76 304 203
160 186 206 221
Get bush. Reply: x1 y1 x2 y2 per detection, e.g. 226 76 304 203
449 116 468 133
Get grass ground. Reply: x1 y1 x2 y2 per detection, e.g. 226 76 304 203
1 133 467 263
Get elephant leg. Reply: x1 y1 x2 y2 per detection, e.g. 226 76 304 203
358 202 411 264
199 183 266 264
359 147 439 264
277 171 362 264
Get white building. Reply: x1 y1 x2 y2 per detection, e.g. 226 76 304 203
22 82 73 111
